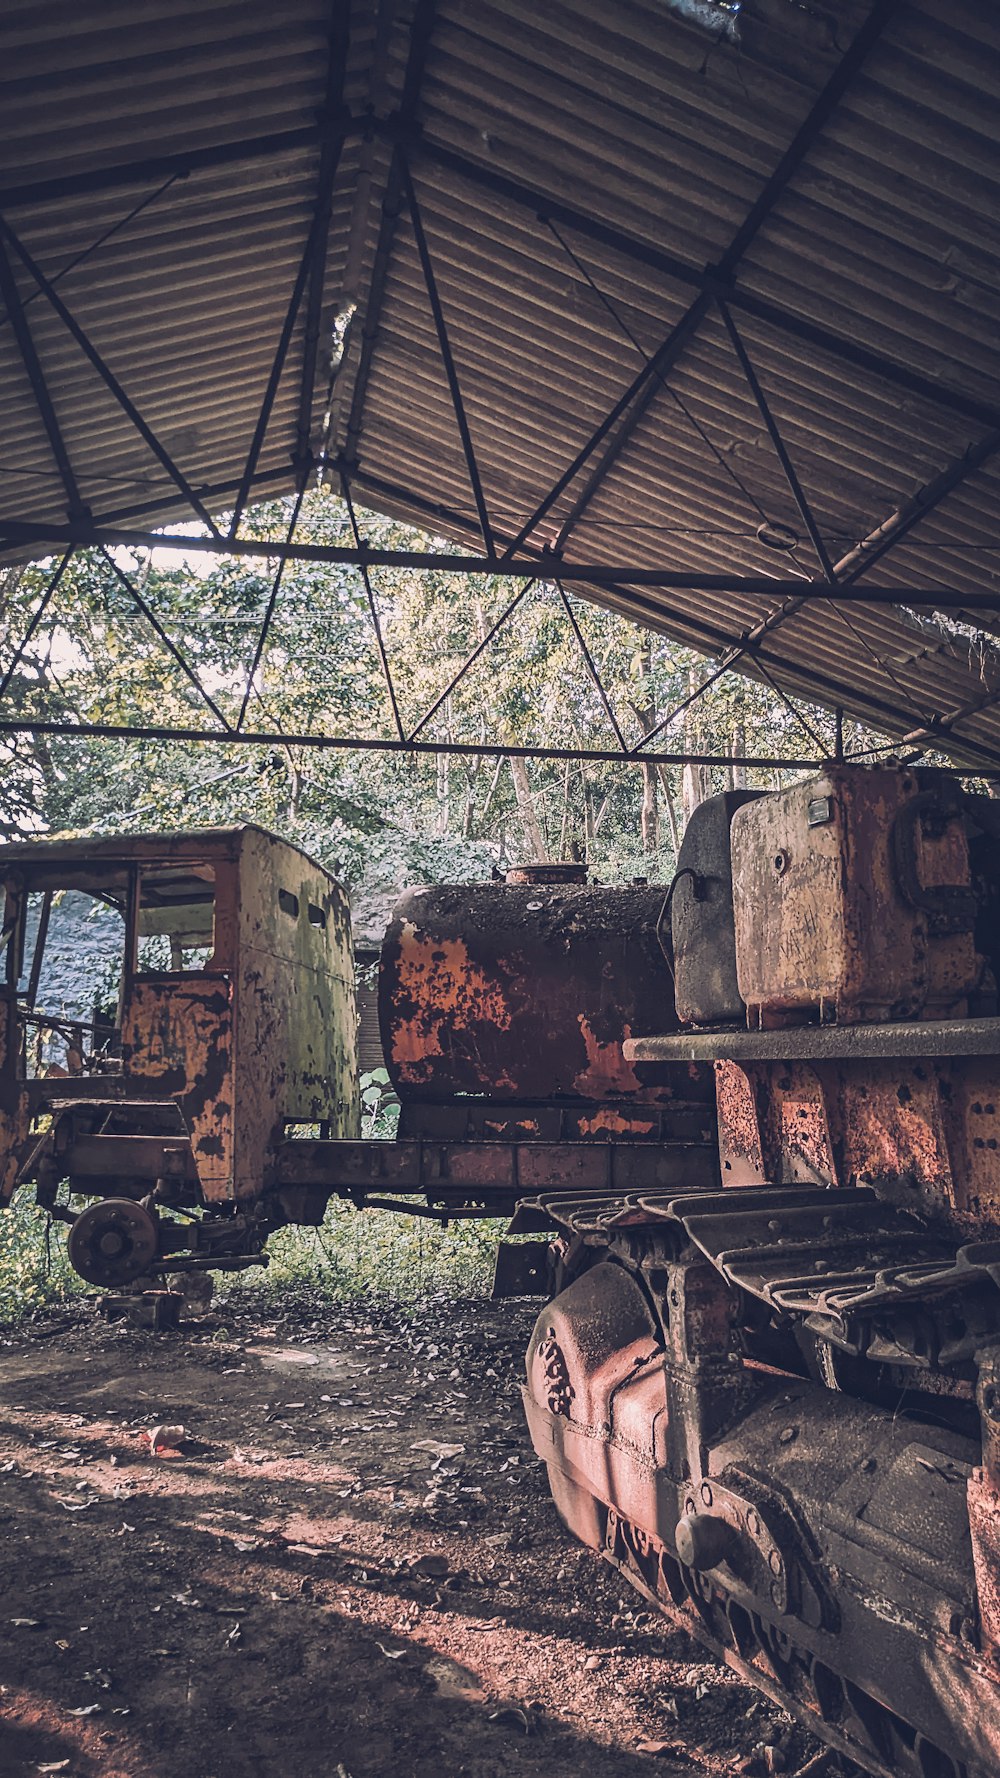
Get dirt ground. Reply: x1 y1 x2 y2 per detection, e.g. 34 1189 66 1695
0 1290 830 1778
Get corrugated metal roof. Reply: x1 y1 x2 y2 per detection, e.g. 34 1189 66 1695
3 0 1000 765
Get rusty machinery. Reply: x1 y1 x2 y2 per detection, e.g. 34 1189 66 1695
0 841 710 1287
518 765 1000 1778
12 780 1000 1772
0 826 359 1285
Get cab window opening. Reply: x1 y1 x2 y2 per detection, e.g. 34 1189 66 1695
9 880 129 1079
135 865 216 974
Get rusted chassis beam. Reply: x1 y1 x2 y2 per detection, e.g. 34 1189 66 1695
42 1134 717 1217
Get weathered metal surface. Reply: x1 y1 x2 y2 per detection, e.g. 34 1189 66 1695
626 1016 1000 1063
670 789 762 1027
522 1196 1000 1777
66 1197 159 1289
272 1134 718 1214
0 826 357 1264
379 881 706 1109
491 1238 551 1298
731 767 981 1028
708 1053 1000 1235
396 1097 713 1145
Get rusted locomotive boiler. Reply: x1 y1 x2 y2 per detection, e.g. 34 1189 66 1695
519 766 1000 1778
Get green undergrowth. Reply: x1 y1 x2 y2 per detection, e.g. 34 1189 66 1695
0 1078 505 1325
0 1191 86 1324
0 1189 506 1327
223 1198 506 1309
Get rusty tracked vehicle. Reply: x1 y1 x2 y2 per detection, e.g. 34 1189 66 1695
519 765 1000 1778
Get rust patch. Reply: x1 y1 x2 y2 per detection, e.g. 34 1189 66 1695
576 1109 657 1137
386 924 517 1088
572 1018 643 1100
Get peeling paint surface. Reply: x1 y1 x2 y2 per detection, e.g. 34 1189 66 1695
380 883 704 1110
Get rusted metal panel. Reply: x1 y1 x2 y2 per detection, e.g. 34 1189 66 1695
273 1134 718 1207
0 825 357 1218
714 1050 1000 1237
379 880 705 1110
731 767 981 1028
233 828 358 1201
121 977 235 1202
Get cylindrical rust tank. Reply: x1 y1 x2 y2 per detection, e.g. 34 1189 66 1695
378 872 688 1107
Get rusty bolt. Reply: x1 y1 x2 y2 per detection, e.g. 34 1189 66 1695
768 1549 783 1576
700 1482 713 1507
746 1509 762 1539
779 1426 797 1445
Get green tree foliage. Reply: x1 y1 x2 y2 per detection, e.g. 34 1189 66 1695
0 489 889 896
0 492 899 1321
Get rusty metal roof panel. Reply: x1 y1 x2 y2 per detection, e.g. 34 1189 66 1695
3 0 1000 766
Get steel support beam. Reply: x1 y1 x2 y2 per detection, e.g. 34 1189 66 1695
834 427 1000 586
3 520 995 603
402 156 495 555
399 136 1000 441
556 581 627 751
293 2 350 485
339 0 438 469
0 236 87 521
407 580 536 741
0 549 75 701
0 715 832 772
236 482 307 731
0 176 180 338
228 131 350 537
341 468 406 741
97 547 233 733
718 300 837 582
545 0 903 555
0 125 333 212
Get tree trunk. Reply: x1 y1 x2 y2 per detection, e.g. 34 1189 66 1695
731 723 747 790
629 633 658 855
656 764 680 859
640 763 658 855
508 755 546 860
682 667 710 823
